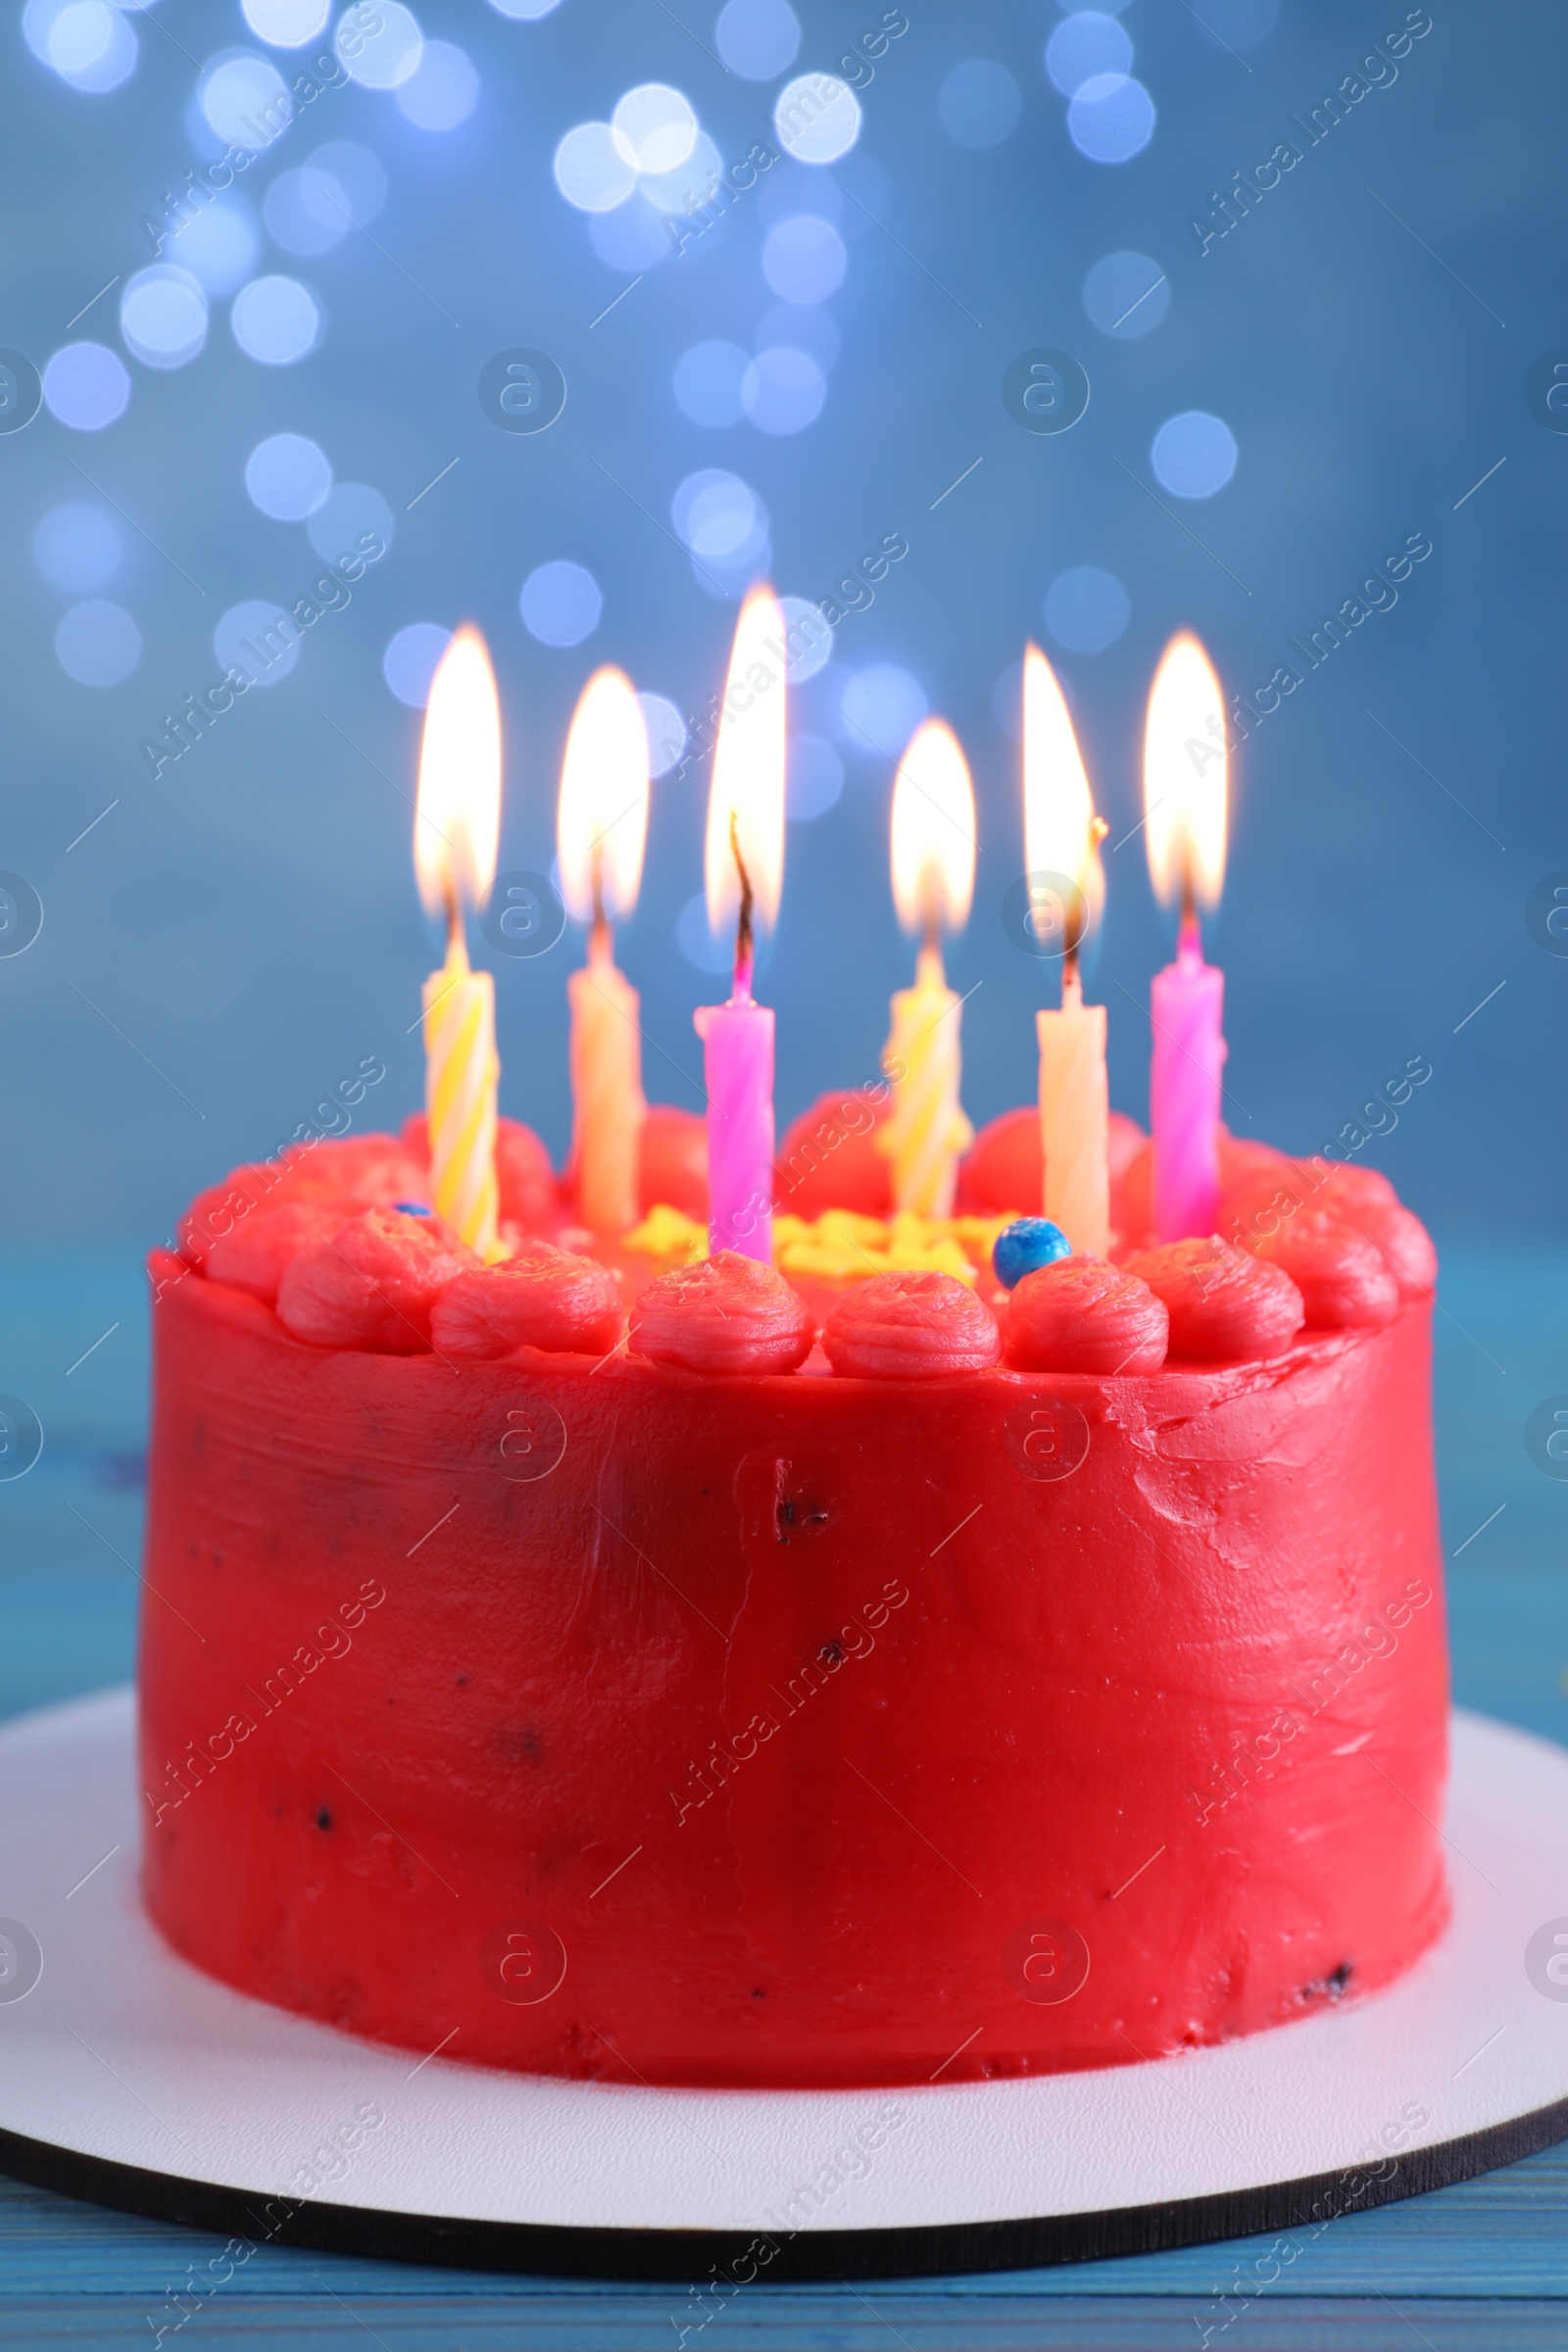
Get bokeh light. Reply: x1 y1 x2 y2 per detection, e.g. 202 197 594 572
640 130 722 216
778 594 834 680
334 1 422 88
170 198 260 294
1046 12 1132 97
589 195 673 270
307 481 393 562
638 691 687 777
244 432 332 521
33 503 121 592
611 84 698 174
55 600 141 688
1043 565 1130 653
554 122 637 213
1151 411 1238 499
741 345 825 435
774 74 861 166
306 142 388 226
761 213 847 305
938 59 1021 150
678 889 731 974
520 560 602 647
672 469 766 560
25 0 137 91
486 0 562 16
215 599 299 687
673 339 749 427
1067 74 1155 164
786 732 844 821
241 0 329 43
231 275 322 365
382 621 452 708
840 663 926 759
120 267 208 370
265 170 348 257
199 53 293 152
714 0 800 80
1082 248 1168 338
396 40 479 129
41 343 131 431
1195 0 1278 51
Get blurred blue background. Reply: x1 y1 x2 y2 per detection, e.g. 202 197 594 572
3 0 1566 1721
1 0 1559 1247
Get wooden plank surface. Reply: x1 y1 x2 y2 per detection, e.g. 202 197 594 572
2 1243 1565 2348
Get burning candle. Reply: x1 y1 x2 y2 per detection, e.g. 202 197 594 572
1144 632 1229 1245
1023 645 1110 1257
882 718 975 1216
557 667 651 1235
414 626 504 1259
694 587 787 1262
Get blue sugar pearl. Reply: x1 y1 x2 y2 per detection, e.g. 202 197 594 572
992 1217 1071 1291
393 1200 433 1217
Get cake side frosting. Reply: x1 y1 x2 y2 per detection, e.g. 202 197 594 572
137 1142 1449 2088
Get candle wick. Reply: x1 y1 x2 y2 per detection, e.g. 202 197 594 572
1062 941 1081 1004
590 845 606 937
729 808 755 978
443 874 463 961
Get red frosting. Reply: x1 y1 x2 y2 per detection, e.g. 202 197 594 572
822 1270 1001 1379
139 1254 1449 2088
775 1090 892 1220
1343 1198 1438 1299
1248 1210 1402 1332
275 1208 478 1354
431 1246 623 1361
1004 1256 1168 1375
1124 1238 1305 1364
639 1104 709 1221
628 1251 814 1375
205 1200 360 1305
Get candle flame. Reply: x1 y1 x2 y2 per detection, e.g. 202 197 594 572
705 584 786 944
1022 643 1103 934
557 666 650 926
414 626 502 920
890 718 975 937
1144 631 1227 912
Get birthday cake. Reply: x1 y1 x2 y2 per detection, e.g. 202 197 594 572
136 1107 1448 2090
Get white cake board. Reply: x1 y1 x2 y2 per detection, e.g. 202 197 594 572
0 1690 1564 2281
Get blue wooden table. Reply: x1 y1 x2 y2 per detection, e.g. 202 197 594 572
3 1244 1566 2348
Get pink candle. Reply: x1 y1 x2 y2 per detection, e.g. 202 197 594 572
1144 632 1231 1245
697 585 787 1263
695 957 774 1260
1151 917 1226 1242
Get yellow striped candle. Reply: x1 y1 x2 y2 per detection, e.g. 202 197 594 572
423 932 500 1258
414 626 504 1258
881 718 976 1217
882 940 974 1216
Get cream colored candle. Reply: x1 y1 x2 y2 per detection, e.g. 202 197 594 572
557 667 652 1236
414 626 504 1259
1037 965 1109 1257
1022 644 1109 1254
567 924 645 1234
882 718 976 1217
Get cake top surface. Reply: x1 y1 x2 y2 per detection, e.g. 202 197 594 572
160 1110 1436 1384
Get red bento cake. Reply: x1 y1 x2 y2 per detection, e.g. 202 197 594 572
136 1113 1449 2089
